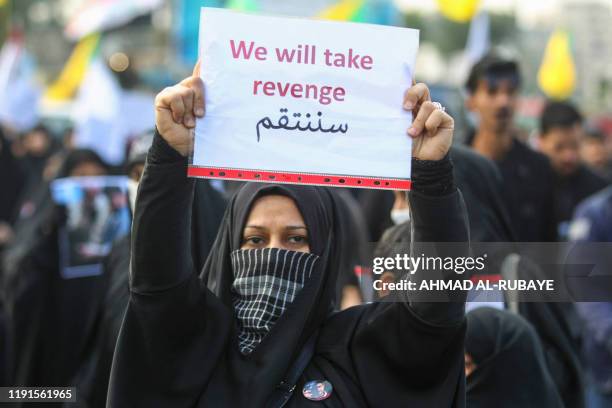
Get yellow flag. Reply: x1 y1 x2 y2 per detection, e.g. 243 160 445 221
437 0 481 23
317 0 365 21
45 33 100 101
538 30 576 100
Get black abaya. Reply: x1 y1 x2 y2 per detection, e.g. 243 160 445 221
108 133 469 407
465 307 563 408
72 180 227 408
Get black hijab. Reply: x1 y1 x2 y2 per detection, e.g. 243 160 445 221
327 189 367 301
451 147 584 407
199 182 344 403
466 307 563 408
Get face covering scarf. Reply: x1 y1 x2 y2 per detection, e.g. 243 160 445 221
231 247 320 355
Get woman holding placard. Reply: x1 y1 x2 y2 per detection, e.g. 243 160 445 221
107 64 468 407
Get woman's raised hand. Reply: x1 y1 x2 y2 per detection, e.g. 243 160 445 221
403 83 454 161
154 62 205 157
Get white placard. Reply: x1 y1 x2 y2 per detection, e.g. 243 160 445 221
191 8 419 190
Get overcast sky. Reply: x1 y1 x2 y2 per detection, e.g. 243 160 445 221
393 0 611 28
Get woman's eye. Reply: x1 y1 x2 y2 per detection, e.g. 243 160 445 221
245 236 264 245
288 236 308 244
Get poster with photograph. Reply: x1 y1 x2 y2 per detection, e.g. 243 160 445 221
51 176 131 279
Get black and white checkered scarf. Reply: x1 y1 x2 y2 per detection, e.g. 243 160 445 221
231 248 320 355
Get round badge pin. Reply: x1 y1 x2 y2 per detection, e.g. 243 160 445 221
303 380 333 401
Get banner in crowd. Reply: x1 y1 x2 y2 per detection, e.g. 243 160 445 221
190 8 418 190
0 34 41 132
64 0 164 40
51 176 131 279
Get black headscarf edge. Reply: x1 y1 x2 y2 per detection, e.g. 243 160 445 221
198 182 343 359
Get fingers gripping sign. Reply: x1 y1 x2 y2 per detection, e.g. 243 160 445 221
403 83 454 161
154 62 206 157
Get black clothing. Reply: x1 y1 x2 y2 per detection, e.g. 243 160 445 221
1 151 113 394
450 145 515 242
191 180 228 271
0 131 25 387
330 189 368 300
358 145 515 243
355 151 458 241
465 130 557 241
512 256 584 408
1 189 107 408
553 166 608 240
72 179 226 407
465 307 563 408
490 139 557 242
375 144 581 407
454 149 585 408
1 183 61 389
412 155 456 196
108 133 470 407
0 131 26 225
357 188 394 241
69 235 131 408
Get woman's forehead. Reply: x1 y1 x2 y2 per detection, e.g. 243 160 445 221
231 183 333 247
245 195 306 227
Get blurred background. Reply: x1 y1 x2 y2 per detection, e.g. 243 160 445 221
0 0 610 158
2 2 612 405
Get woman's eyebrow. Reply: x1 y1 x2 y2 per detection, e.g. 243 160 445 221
286 226 307 231
244 225 266 230
244 225 307 230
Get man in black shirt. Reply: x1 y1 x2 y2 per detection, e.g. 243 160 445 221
537 101 608 240
465 54 557 242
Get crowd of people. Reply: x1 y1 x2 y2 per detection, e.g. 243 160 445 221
0 51 611 407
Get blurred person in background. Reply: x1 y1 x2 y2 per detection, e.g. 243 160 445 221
580 128 612 182
374 142 585 407
373 144 515 249
14 125 60 192
465 53 557 242
0 127 27 386
8 124 72 238
464 307 563 408
70 134 151 408
1 149 108 402
328 189 367 308
537 101 608 240
0 127 26 247
455 129 585 407
72 131 228 407
569 185 612 408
